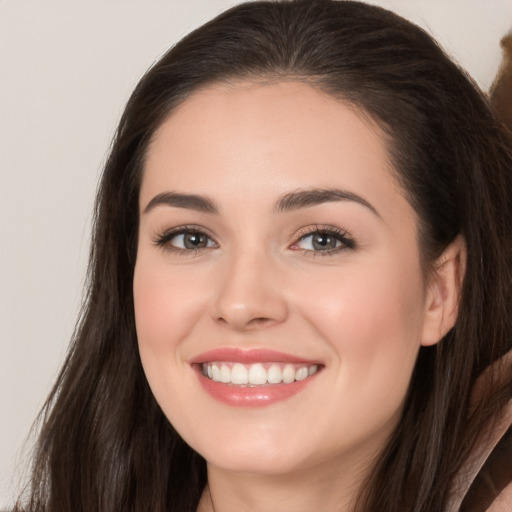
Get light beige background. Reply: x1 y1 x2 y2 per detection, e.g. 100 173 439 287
1 0 511 507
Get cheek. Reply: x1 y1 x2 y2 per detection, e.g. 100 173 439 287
133 257 208 426
133 258 207 354
296 259 426 396
132 256 210 420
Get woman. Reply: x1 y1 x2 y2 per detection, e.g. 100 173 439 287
15 1 512 511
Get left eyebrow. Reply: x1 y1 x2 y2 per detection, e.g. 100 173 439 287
274 188 381 218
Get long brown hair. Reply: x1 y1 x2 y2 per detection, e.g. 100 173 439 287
16 1 512 511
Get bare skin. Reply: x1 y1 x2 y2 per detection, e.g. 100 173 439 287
134 81 465 512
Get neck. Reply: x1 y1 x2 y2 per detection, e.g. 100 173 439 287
197 455 374 512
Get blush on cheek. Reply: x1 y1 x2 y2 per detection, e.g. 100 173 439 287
303 269 422 381
134 287 169 349
134 261 178 332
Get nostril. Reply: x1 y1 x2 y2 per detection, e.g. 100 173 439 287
245 317 277 329
250 317 273 325
216 315 275 329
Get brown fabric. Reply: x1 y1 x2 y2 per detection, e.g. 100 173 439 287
447 399 512 511
446 343 512 511
490 33 512 133
460 426 512 511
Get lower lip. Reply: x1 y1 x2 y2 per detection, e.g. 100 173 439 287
195 370 319 407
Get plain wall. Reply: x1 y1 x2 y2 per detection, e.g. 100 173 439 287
1 0 511 507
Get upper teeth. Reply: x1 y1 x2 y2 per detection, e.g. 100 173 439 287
202 362 318 386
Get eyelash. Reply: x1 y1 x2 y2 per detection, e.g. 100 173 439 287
152 224 356 256
291 225 356 256
153 225 218 256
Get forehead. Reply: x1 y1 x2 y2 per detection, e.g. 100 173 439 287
146 80 391 168
141 80 407 221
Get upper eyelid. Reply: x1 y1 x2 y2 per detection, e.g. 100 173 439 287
293 224 352 239
153 225 218 247
158 224 216 238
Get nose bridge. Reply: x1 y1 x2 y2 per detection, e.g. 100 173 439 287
212 243 288 330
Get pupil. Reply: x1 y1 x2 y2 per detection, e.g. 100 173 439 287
184 232 206 249
312 233 336 250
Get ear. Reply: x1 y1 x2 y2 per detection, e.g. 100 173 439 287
421 236 467 347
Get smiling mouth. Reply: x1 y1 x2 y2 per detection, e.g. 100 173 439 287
201 362 319 386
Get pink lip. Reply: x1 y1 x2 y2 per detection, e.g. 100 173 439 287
190 348 322 408
189 347 321 365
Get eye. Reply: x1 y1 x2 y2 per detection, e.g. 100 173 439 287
291 226 355 254
153 226 217 253
171 232 214 249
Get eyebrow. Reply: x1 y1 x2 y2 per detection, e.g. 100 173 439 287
143 192 219 214
275 188 381 218
143 187 380 218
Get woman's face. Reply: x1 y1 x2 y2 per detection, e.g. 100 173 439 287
134 81 436 476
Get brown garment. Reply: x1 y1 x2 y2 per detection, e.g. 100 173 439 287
448 351 512 511
490 33 512 133
459 406 512 512
469 32 512 511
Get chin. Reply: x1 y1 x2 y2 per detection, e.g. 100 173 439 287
184 423 324 476
204 448 311 476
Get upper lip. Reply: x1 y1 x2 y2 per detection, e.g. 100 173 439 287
189 347 322 365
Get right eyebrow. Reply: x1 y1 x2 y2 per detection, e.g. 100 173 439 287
143 192 219 214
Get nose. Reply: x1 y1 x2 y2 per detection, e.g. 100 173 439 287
211 248 288 331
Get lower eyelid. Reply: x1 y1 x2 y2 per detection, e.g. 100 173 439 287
295 241 347 252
